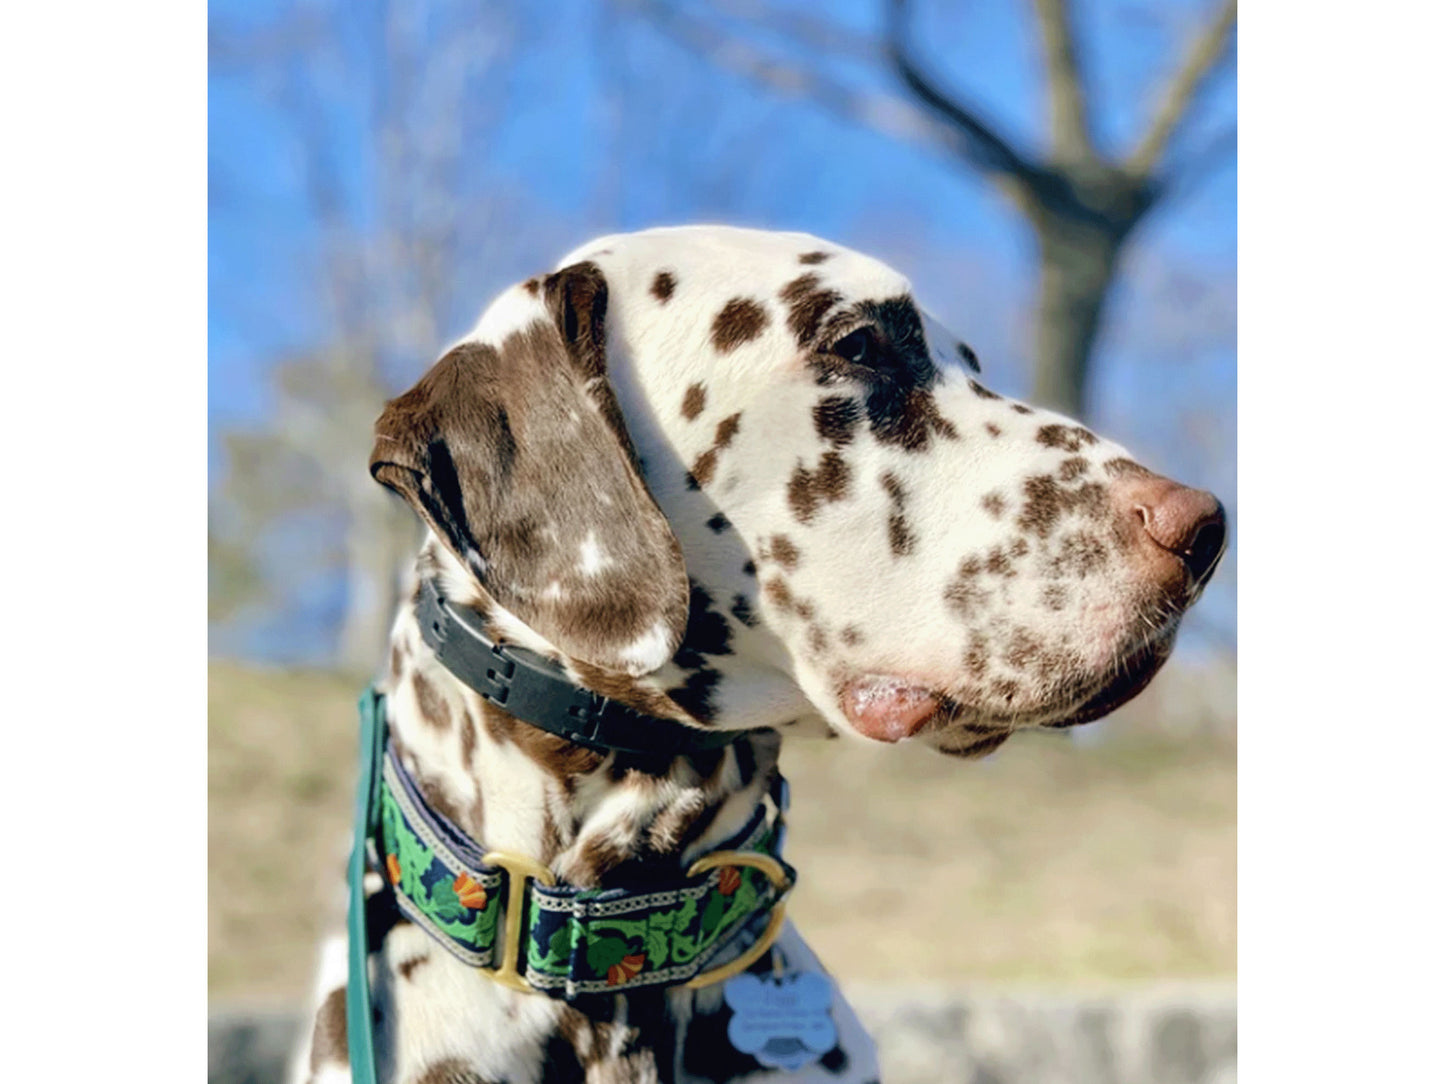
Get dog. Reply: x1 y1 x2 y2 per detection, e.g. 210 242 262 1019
291 225 1225 1084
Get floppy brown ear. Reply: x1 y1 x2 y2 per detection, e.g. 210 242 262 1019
369 261 690 676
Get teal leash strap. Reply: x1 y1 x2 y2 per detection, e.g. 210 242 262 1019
347 688 387 1084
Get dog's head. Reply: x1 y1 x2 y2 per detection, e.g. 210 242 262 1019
372 227 1224 757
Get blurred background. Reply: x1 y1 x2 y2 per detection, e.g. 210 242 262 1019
208 0 1235 1077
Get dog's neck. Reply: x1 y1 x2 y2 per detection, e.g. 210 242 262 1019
378 540 784 887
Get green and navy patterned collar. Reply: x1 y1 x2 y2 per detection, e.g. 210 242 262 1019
355 687 796 1001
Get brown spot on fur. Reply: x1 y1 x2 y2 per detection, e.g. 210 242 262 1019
780 273 843 345
522 277 540 296
1104 457 1152 480
309 987 347 1072
711 297 769 353
763 577 794 613
964 633 990 678
681 382 706 420
956 342 982 373
967 379 1001 400
1004 629 1042 669
1059 456 1090 481
1054 530 1109 577
881 471 916 557
1018 476 1063 537
691 448 718 487
807 624 828 652
570 661 693 720
538 808 565 864
787 452 853 523
574 827 638 887
459 710 478 772
813 395 861 445
794 599 815 620
985 545 1017 577
769 534 800 571
1017 479 1103 540
981 492 1006 518
840 625 863 646
872 389 959 452
1037 424 1099 452
945 559 989 620
714 412 742 448
397 953 430 981
389 643 405 680
985 422 1001 438
1041 585 1069 611
651 270 676 303
889 514 916 556
880 471 906 506
799 251 831 264
481 702 605 786
1011 403 1034 415
411 672 452 732
1074 482 1108 519
413 1058 494 1084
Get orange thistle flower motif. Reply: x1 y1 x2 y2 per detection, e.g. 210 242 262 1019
453 872 488 909
385 853 401 885
606 954 646 986
718 866 741 896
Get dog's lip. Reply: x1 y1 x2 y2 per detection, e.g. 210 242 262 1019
839 675 941 742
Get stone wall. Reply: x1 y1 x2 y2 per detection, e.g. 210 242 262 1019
209 984 1236 1084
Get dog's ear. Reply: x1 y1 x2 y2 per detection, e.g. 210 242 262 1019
370 261 689 675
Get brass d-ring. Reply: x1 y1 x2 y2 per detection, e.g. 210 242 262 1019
480 851 557 993
683 851 791 989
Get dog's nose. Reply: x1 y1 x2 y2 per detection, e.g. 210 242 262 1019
1120 476 1227 585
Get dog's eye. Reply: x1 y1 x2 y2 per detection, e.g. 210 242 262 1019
831 328 877 366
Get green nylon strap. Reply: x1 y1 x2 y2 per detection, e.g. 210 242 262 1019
346 688 386 1084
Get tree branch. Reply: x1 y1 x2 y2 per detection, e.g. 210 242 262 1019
1127 0 1237 179
625 0 968 159
1030 0 1096 161
884 0 1035 178
706 0 881 64
1146 122 1236 213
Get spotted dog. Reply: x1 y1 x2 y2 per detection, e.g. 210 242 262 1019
292 226 1225 1083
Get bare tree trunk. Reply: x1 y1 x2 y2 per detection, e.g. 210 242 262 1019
1028 206 1128 417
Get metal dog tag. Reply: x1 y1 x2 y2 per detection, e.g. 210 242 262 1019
723 970 838 1071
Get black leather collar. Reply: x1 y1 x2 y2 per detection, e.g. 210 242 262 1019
415 579 760 758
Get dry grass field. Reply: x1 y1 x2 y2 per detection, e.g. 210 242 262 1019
208 660 1235 1004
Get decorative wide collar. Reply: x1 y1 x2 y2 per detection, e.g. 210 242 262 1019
355 687 795 1000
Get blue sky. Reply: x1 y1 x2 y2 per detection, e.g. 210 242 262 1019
209 0 1236 662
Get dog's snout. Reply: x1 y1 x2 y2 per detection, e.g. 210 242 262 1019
1119 476 1226 585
